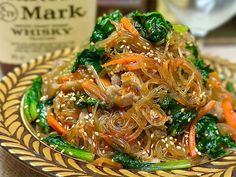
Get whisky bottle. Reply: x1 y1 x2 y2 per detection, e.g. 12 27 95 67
0 0 97 75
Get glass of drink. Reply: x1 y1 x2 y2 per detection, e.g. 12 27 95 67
164 0 236 37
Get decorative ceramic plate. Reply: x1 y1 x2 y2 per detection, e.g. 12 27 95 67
1 48 236 177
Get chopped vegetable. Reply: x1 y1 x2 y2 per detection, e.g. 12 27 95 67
47 111 67 136
24 76 42 123
71 45 106 72
81 80 107 100
90 10 123 43
37 97 54 134
226 82 236 94
113 152 191 171
186 43 214 83
102 54 145 67
120 17 139 36
189 100 216 157
130 11 172 43
173 24 189 33
222 98 236 129
75 93 99 109
38 102 50 134
43 134 95 162
196 114 236 158
160 96 197 137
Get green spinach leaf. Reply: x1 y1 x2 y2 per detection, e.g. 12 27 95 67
130 11 172 43
90 10 123 43
186 43 214 83
160 96 197 137
196 114 236 158
71 45 106 72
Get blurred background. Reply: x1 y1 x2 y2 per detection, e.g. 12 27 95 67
0 0 236 176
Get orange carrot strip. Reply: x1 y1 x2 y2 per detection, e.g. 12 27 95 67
57 75 70 84
189 123 197 157
81 80 106 100
222 98 236 129
100 78 111 87
188 100 216 157
102 55 144 67
93 157 123 169
47 111 67 135
125 63 141 71
120 17 139 37
197 100 216 119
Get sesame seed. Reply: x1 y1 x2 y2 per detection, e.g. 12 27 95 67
68 152 73 155
24 105 29 108
122 40 126 43
181 108 185 112
137 42 141 46
37 133 40 137
120 45 124 48
94 132 99 136
35 119 40 123
170 141 174 145
143 46 147 49
166 144 169 148
137 141 141 145
142 151 146 155
169 137 173 140
151 133 154 139
127 46 130 50
176 146 181 149
61 149 65 153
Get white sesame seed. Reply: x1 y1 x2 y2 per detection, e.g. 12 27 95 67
69 152 73 155
151 133 154 139
176 146 181 149
94 132 99 136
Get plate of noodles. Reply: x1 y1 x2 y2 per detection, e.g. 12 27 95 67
1 10 236 177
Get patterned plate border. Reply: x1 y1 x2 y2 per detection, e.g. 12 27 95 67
0 48 236 177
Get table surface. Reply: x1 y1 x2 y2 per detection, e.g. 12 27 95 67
0 44 236 177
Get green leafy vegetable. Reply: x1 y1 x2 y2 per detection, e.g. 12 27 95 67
160 96 197 137
24 76 42 123
90 10 123 43
186 43 214 83
75 94 98 108
226 82 236 94
130 11 172 43
43 134 95 162
71 45 106 72
173 24 189 33
113 151 191 171
196 114 236 158
37 97 54 134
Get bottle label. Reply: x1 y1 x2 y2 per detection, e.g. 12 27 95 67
0 0 96 64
